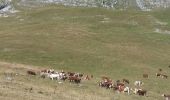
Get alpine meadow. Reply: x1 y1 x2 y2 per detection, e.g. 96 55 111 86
0 0 170 100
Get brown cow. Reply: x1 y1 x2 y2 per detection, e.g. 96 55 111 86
143 74 149 78
74 78 81 84
156 73 162 77
99 81 113 89
27 70 36 75
113 85 130 95
68 76 76 82
40 69 48 73
101 76 113 85
67 72 75 77
68 76 81 84
132 88 147 96
137 89 147 96
159 68 162 72
74 73 83 78
117 85 125 92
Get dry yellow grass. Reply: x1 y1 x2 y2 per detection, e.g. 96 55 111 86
0 61 169 100
0 61 114 100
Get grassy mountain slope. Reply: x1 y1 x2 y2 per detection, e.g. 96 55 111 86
0 5 170 100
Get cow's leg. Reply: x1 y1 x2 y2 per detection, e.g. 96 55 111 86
127 89 130 95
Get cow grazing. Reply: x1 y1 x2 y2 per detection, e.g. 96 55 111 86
156 73 162 77
162 94 170 100
74 73 83 78
59 73 67 81
40 69 48 73
78 73 84 77
143 74 149 78
67 72 75 77
137 89 147 96
161 74 168 79
114 85 130 95
74 78 81 84
101 76 110 81
101 76 113 86
113 86 119 91
27 70 36 76
68 76 75 82
99 77 113 89
159 68 162 72
156 73 168 79
131 88 138 94
47 73 60 80
117 85 124 92
134 81 143 86
99 81 113 89
91 75 93 78
123 86 130 95
131 88 147 96
84 75 90 80
122 79 130 84
68 76 81 84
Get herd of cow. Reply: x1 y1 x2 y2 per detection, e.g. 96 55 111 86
27 69 92 84
98 77 146 96
27 67 170 100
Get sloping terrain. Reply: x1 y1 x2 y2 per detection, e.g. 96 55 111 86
1 0 170 18
0 1 170 100
0 61 112 100
0 61 169 100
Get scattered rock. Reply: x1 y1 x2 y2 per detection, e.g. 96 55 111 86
155 28 170 35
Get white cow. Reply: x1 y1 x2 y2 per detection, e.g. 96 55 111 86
134 81 143 86
117 85 130 95
131 88 142 94
48 73 60 80
123 86 130 95
47 72 67 80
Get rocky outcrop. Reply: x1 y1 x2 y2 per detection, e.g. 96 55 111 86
18 0 170 10
136 0 170 11
0 0 18 17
